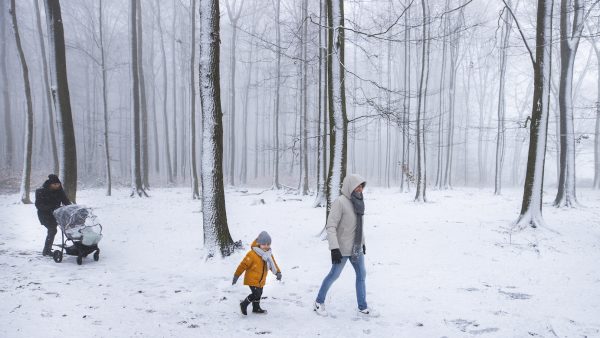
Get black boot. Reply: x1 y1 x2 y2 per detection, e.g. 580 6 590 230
42 247 53 256
252 302 267 314
240 297 251 315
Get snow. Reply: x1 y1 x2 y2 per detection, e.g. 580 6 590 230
1 187 600 337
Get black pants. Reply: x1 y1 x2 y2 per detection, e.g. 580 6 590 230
247 286 263 309
43 224 57 252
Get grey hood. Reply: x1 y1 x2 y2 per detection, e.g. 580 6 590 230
341 174 366 199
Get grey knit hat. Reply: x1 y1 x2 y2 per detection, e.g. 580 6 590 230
256 231 272 245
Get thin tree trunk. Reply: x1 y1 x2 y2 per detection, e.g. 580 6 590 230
415 0 429 202
554 0 589 207
592 30 600 189
34 0 58 174
302 0 309 195
172 0 178 181
136 0 150 190
44 0 77 202
10 0 33 204
495 4 512 195
156 0 173 183
273 0 281 189
130 0 147 197
199 0 238 257
190 0 200 199
99 0 111 196
516 0 553 228
0 2 13 169
226 1 242 187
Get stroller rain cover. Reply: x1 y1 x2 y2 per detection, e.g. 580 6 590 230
53 205 103 246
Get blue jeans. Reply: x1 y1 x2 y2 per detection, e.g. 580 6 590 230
316 253 367 310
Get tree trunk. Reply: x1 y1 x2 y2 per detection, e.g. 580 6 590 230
516 0 553 228
226 1 242 187
130 0 147 197
592 33 600 189
273 0 281 189
99 0 111 196
554 0 586 207
136 0 150 190
325 0 348 212
10 0 33 204
0 2 13 169
302 0 309 195
415 0 429 202
34 0 58 174
495 3 512 195
190 0 200 199
44 0 77 202
172 0 178 181
156 0 173 183
199 0 238 257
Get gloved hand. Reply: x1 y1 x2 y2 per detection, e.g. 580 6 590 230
331 249 342 264
363 245 366 255
276 272 282 281
232 275 239 285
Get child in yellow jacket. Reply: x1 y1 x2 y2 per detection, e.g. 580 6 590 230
233 231 282 315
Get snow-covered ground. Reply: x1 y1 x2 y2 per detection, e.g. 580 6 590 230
0 187 599 337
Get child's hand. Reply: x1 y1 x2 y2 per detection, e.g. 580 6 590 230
276 272 282 281
232 275 239 285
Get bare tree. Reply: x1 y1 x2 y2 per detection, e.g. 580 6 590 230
273 0 282 189
506 0 554 228
495 3 513 195
0 1 13 169
325 0 349 212
33 0 59 174
590 20 600 189
98 0 111 196
415 0 430 202
553 0 597 207
225 0 243 187
190 0 200 199
10 0 33 204
44 0 77 202
199 0 238 257
301 0 310 195
130 0 147 197
156 0 173 183
136 0 150 190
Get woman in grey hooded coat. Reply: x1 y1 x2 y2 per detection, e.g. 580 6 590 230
313 174 378 317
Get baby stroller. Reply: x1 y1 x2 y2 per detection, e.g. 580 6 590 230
52 205 103 265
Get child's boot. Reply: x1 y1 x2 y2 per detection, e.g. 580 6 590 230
252 301 267 314
240 297 251 315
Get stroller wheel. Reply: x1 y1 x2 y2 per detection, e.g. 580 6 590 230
93 250 100 261
76 256 83 265
53 250 63 263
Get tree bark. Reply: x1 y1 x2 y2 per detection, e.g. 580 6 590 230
156 0 173 183
199 0 238 257
34 0 59 174
0 2 13 169
273 0 282 189
99 0 111 196
325 0 348 212
516 0 553 228
190 0 200 199
44 0 77 202
495 3 512 195
10 0 34 204
415 0 429 202
136 0 150 190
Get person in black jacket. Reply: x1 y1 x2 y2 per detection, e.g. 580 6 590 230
35 174 71 256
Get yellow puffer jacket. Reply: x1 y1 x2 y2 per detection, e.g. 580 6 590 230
234 240 281 287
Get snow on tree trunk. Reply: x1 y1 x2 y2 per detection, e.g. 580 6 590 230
414 0 429 202
34 0 59 175
130 0 147 197
10 0 33 204
302 0 309 196
98 0 111 196
190 0 200 199
516 0 553 229
44 0 77 203
325 0 348 212
554 0 590 207
199 0 238 257
0 3 13 169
